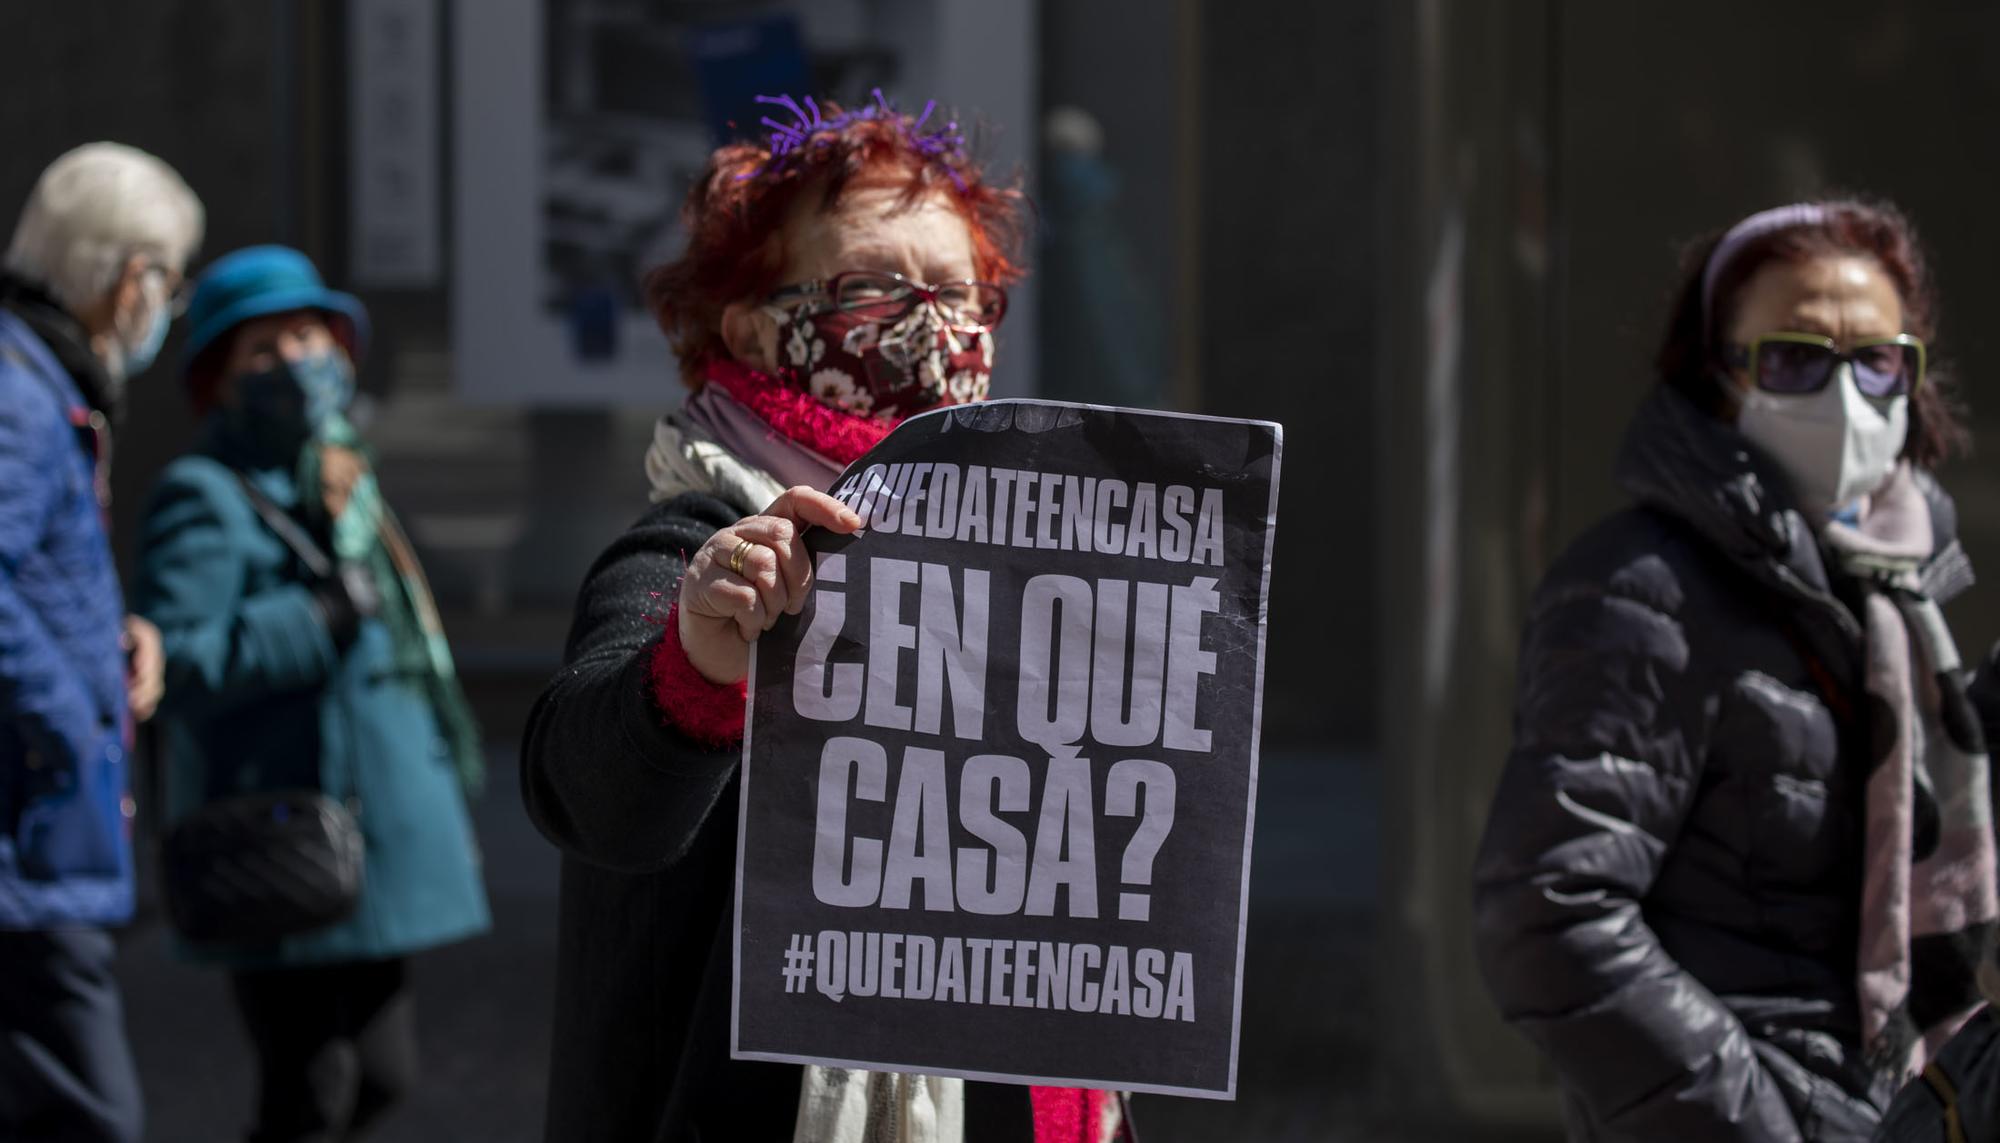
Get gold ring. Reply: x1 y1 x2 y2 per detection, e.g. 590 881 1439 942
727 538 755 577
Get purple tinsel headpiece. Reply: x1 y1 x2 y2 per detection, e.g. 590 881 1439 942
741 90 970 189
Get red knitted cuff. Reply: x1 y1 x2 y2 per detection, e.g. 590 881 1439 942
1030 1087 1118 1143
648 604 748 748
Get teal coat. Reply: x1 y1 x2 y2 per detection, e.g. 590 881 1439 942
135 445 488 968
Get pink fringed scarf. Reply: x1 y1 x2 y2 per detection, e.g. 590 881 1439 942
1827 465 1999 1095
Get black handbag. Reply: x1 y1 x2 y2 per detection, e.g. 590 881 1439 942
161 790 364 944
159 474 365 946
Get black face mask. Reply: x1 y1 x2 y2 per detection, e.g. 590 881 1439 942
220 361 315 468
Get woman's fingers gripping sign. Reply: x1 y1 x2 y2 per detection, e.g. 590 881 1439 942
676 486 864 685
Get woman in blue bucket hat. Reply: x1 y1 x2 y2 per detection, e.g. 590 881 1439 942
134 246 489 1142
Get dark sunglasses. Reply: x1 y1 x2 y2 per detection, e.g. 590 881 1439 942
1724 331 1926 400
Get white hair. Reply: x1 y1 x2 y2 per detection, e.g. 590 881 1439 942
4 142 204 316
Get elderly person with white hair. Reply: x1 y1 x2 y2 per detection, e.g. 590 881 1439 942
0 140 202 1143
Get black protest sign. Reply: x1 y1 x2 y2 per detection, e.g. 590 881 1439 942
730 400 1281 1098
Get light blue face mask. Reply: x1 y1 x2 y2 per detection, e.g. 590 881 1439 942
118 298 171 379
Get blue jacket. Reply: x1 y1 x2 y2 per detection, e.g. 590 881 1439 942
136 444 488 967
0 311 133 928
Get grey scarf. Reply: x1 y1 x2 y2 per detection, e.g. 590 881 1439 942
645 382 846 512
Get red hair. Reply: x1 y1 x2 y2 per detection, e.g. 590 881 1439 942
644 102 1027 388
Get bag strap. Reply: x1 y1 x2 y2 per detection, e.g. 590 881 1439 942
1922 1060 1968 1143
227 471 346 802
233 473 335 581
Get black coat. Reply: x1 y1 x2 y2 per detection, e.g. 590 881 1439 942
521 491 1038 1143
1872 1004 2000 1142
1472 386 1979 1142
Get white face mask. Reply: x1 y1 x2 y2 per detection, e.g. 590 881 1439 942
1736 361 1908 519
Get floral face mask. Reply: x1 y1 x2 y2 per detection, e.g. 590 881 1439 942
765 285 996 422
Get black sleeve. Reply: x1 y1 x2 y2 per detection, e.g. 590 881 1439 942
1873 1005 2000 1142
1471 570 1799 1140
520 493 747 873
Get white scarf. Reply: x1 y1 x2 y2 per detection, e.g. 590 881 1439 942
793 1068 965 1143
644 413 790 515
645 383 849 514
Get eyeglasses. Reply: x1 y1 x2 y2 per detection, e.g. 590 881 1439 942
1725 331 1926 400
767 271 1008 332
141 263 193 319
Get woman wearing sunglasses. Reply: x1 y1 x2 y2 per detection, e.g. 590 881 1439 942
1473 200 1996 1142
519 96 1132 1143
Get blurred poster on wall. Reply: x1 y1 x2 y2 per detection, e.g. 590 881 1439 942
452 0 1034 407
350 0 442 288
688 15 809 147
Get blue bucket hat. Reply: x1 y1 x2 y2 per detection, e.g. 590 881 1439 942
182 245 369 371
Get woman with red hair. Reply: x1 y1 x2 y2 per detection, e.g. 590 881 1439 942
520 97 1130 1143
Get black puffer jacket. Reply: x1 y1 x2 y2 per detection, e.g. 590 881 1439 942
1472 386 1978 1142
